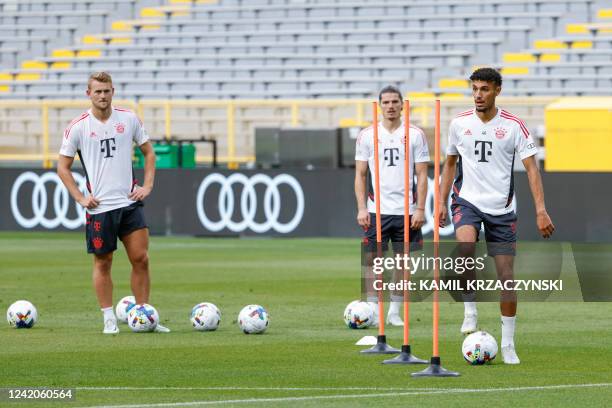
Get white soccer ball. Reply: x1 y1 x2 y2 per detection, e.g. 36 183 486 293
115 295 136 323
462 330 498 365
127 304 159 333
7 300 38 329
343 300 359 323
343 301 374 329
238 304 269 334
191 302 221 331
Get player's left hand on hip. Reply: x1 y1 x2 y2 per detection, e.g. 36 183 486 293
536 210 555 239
129 185 151 201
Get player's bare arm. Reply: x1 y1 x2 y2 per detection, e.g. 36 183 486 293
438 154 458 227
57 154 99 209
129 141 156 201
522 156 555 238
354 160 370 229
411 162 428 229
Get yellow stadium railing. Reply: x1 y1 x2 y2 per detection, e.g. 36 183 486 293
0 97 556 168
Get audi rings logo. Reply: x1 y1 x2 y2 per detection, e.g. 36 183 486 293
11 171 87 229
196 173 305 234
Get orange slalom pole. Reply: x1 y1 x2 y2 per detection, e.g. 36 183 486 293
403 100 411 346
382 100 425 363
432 99 441 358
372 101 385 338
411 99 459 375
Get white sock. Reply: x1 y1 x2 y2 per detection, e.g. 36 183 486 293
501 315 516 348
101 307 115 322
464 301 477 316
388 301 401 315
366 295 378 303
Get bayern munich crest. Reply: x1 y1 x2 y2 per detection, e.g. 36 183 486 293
494 127 508 140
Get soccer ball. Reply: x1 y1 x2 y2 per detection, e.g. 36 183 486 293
7 300 38 329
191 302 221 331
238 304 269 334
343 300 373 329
115 295 136 323
127 304 159 333
462 330 498 365
343 300 359 323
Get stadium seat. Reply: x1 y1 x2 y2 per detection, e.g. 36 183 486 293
501 67 530 75
597 9 612 19
503 53 537 63
438 79 469 89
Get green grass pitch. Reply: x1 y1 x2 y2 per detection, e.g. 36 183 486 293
1 231 611 407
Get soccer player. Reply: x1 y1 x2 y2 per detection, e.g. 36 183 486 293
57 72 170 334
355 85 430 326
439 68 555 364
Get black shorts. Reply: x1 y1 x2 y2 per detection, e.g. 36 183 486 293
364 213 423 252
85 202 147 255
451 197 516 256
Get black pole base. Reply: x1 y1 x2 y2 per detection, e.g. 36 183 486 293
360 335 400 354
411 356 460 377
382 345 428 364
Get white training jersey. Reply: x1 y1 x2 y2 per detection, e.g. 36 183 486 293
446 108 538 215
59 107 150 214
355 122 430 215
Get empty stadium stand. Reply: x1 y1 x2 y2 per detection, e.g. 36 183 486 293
0 0 609 166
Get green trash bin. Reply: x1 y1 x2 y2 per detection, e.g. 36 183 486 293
178 143 196 168
134 143 179 169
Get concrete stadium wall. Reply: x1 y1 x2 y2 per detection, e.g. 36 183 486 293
1 168 610 242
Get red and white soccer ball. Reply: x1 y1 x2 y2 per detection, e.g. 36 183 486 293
115 295 136 323
462 330 498 365
190 302 221 331
127 304 159 333
6 300 38 329
343 300 374 329
238 304 269 334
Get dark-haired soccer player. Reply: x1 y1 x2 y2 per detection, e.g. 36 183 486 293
439 67 555 364
57 72 170 334
355 85 430 326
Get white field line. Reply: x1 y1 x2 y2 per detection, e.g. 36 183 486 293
77 383 612 408
75 387 435 391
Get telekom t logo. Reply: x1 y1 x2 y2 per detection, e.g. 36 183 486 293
384 148 400 167
100 138 116 158
474 140 493 163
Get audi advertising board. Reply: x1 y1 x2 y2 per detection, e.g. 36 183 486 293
1 168 610 241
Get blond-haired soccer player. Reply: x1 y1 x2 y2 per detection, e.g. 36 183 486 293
439 68 555 363
57 72 170 334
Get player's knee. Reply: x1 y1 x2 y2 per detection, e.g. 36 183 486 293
456 226 478 242
131 251 149 269
497 267 514 282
